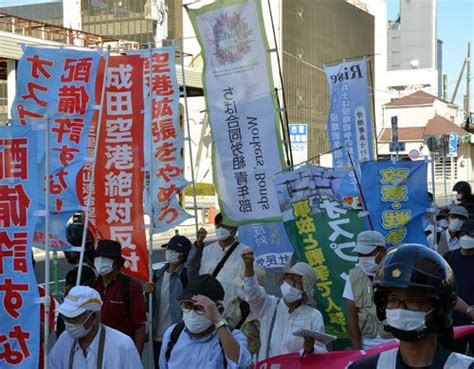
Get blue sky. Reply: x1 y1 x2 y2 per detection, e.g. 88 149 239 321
388 0 474 107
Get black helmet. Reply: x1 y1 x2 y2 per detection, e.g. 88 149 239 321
373 244 457 344
66 222 94 247
452 181 472 195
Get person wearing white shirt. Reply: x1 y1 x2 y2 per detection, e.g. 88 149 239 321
188 213 251 309
343 231 394 350
241 250 326 361
437 206 468 255
48 286 143 369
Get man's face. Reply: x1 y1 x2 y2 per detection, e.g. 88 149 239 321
386 288 435 312
63 311 96 329
358 247 386 264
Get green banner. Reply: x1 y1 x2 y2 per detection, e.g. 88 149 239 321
274 165 366 349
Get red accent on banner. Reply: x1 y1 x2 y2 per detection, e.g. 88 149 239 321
255 326 474 369
95 55 148 281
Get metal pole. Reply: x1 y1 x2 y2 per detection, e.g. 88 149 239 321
466 42 471 121
179 40 199 235
430 154 437 250
347 150 374 230
443 74 448 100
44 117 50 369
147 42 155 369
367 58 379 159
76 46 111 285
442 152 448 207
267 0 294 167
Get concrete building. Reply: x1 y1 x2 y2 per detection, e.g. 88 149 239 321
378 90 472 201
386 0 442 97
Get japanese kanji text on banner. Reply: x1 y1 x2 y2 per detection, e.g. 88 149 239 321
274 165 366 349
95 55 149 281
360 160 429 247
324 58 374 169
0 126 40 369
188 0 285 225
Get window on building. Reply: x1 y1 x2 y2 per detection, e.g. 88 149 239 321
434 156 458 180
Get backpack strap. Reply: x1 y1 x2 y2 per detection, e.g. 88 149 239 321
212 241 239 278
265 298 281 359
117 273 131 316
165 322 185 363
165 321 230 368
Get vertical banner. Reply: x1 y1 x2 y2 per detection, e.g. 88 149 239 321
360 161 429 247
289 123 308 166
238 222 294 268
95 55 149 281
130 47 191 232
274 165 365 348
0 126 40 369
188 0 285 225
12 46 102 212
324 58 374 169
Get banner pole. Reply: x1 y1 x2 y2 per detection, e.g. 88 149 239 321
179 40 199 235
44 116 50 369
367 58 379 159
147 43 155 369
267 0 294 167
347 151 374 230
76 46 111 286
430 155 437 250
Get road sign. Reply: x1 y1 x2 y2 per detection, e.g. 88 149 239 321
408 149 420 160
389 142 405 153
447 132 458 157
289 123 308 165
391 116 398 143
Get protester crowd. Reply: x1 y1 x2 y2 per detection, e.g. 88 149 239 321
43 181 474 368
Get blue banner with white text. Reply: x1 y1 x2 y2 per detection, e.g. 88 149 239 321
324 58 374 169
0 126 40 369
12 46 102 213
360 161 428 247
238 222 294 268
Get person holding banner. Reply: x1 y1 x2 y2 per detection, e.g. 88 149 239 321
93 240 147 355
348 244 474 369
437 206 469 255
188 213 252 309
48 286 143 369
343 231 394 350
158 274 252 369
144 235 197 369
241 250 326 361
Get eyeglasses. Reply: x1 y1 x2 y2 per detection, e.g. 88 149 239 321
181 301 205 315
386 296 434 311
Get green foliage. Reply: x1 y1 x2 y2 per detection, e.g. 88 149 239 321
183 182 216 196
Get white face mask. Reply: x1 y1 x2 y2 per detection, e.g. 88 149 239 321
182 310 213 333
165 250 181 264
449 218 464 233
358 256 378 276
460 235 474 249
64 312 94 338
94 256 115 276
386 308 430 332
280 281 303 303
457 193 463 201
215 227 233 241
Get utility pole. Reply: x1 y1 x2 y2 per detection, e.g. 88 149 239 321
443 74 448 100
466 42 471 121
